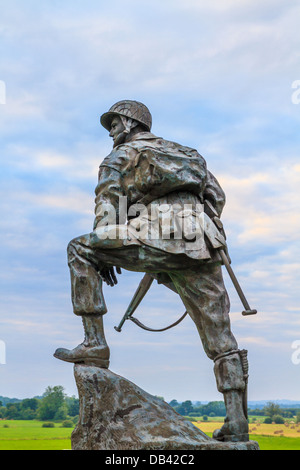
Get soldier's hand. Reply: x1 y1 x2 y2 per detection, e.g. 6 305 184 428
100 267 122 286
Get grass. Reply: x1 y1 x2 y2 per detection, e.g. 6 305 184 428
192 420 300 450
1 418 300 450
0 439 72 450
0 420 73 450
250 435 300 450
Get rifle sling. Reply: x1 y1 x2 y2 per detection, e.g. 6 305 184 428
128 311 188 332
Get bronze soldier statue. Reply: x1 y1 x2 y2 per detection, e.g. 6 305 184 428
54 100 250 442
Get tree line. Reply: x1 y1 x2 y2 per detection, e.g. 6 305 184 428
168 399 226 417
1 390 300 424
168 399 300 422
0 386 79 421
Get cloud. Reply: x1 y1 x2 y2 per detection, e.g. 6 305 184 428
218 161 300 245
174 0 298 17
7 141 110 179
2 0 299 118
238 336 285 349
24 189 93 215
0 1 300 401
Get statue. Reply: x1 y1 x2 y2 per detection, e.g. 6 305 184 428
54 100 256 443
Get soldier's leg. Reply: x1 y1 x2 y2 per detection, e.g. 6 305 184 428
54 234 111 367
54 234 153 367
168 264 237 357
168 264 249 442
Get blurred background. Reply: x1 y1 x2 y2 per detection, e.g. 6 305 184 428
0 0 300 403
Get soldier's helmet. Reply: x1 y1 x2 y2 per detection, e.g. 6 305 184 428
100 100 152 132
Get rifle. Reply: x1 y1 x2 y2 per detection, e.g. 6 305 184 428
114 273 188 332
204 199 257 316
114 201 256 333
114 274 153 332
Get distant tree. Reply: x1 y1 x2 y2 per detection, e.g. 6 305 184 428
296 412 300 424
61 419 74 428
177 400 193 416
38 386 66 420
202 401 226 417
42 422 55 428
248 408 265 416
273 415 285 424
169 400 179 408
0 398 40 420
19 398 39 419
54 403 68 421
21 398 39 412
66 396 79 417
5 403 21 420
264 417 272 424
21 408 37 420
263 402 282 418
154 396 165 402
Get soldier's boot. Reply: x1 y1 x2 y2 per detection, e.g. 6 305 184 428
212 349 249 442
54 315 110 368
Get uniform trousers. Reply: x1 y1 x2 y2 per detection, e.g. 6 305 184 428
67 233 238 361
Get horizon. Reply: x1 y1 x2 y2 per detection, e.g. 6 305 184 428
1 391 300 407
1 0 300 403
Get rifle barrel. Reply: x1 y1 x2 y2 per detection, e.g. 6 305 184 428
219 249 257 316
114 274 154 332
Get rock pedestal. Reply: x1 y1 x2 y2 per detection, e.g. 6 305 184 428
71 364 259 451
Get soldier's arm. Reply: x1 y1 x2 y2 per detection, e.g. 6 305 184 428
93 165 125 230
203 170 226 217
93 165 125 286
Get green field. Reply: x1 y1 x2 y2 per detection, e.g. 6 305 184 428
250 435 300 450
202 431 300 450
195 420 300 451
1 419 300 450
0 420 73 450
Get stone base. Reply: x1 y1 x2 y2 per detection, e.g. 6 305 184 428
71 365 259 451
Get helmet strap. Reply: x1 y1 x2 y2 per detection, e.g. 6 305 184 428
112 117 142 148
120 116 139 135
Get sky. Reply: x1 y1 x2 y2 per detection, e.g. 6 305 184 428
0 0 300 403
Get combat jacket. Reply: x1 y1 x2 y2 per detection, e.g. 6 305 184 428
93 132 226 262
